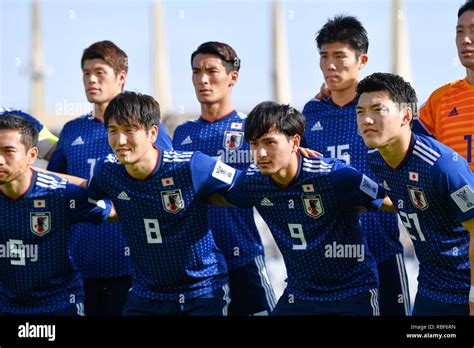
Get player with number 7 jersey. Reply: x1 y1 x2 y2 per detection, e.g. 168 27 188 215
87 92 234 315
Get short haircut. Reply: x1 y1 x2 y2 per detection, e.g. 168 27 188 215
356 72 418 122
245 101 306 142
316 15 369 56
191 41 240 73
458 0 474 18
0 114 38 149
81 40 128 75
104 91 160 131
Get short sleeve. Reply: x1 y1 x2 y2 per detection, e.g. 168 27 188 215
432 154 474 223
67 182 111 224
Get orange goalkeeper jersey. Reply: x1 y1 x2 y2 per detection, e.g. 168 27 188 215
419 78 474 171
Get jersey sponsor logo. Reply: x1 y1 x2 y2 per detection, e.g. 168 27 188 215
30 212 51 236
33 199 46 208
409 171 419 181
230 122 243 130
302 194 324 219
302 184 314 192
117 191 131 200
448 107 458 117
450 185 474 213
359 174 379 199
71 136 85 146
310 121 323 131
180 136 193 145
161 189 184 214
407 185 429 210
161 177 174 187
223 131 244 150
260 197 274 206
211 161 236 184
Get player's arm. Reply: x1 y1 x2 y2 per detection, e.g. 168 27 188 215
33 166 87 188
37 126 58 160
331 163 387 213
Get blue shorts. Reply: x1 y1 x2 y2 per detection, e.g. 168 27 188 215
271 288 380 316
377 253 410 315
228 255 277 315
123 284 231 316
412 293 469 316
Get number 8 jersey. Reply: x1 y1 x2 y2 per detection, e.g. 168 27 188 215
367 133 474 304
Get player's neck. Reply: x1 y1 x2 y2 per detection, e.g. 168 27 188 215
124 146 159 180
378 131 412 168
0 168 33 199
466 67 474 85
200 100 234 122
271 152 299 186
330 85 357 106
93 102 108 122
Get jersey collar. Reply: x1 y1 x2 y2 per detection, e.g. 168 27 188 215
383 132 416 170
199 110 237 123
0 168 36 201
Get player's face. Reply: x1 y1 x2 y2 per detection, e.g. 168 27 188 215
107 118 158 166
82 59 126 105
319 42 367 93
356 91 411 149
249 129 299 177
456 10 474 69
0 130 37 185
192 54 238 105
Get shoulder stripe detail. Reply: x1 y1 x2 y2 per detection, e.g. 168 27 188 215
415 140 441 158
413 144 438 163
413 151 435 166
37 172 67 185
302 167 332 173
367 148 379 154
302 160 333 169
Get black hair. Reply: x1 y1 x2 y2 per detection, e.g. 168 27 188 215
104 91 160 130
458 0 474 18
191 41 240 73
245 101 305 142
0 114 38 149
316 15 369 56
356 72 418 122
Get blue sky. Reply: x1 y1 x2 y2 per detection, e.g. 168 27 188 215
0 0 466 124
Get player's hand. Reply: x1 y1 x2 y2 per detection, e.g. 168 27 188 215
298 147 323 158
470 301 474 316
314 83 331 100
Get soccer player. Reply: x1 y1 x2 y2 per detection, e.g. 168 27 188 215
356 72 474 315
0 107 58 161
173 41 276 315
417 0 474 171
214 101 389 315
0 115 112 315
47 41 173 316
302 15 410 315
87 91 237 315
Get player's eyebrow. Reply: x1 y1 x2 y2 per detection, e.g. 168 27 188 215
0 145 17 150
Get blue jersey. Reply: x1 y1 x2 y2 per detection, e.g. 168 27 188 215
303 98 403 263
367 133 474 304
225 154 382 301
87 149 236 300
173 111 264 270
47 113 172 278
0 170 111 313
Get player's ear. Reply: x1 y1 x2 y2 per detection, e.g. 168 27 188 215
27 147 39 165
292 134 301 152
358 54 368 69
229 70 239 87
401 106 413 127
149 124 159 143
118 70 126 89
